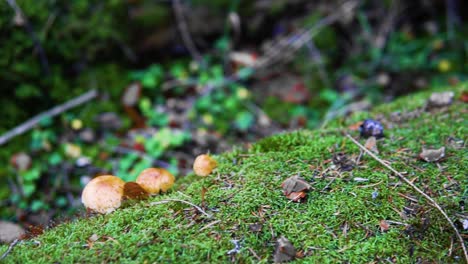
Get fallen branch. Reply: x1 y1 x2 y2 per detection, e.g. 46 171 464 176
172 0 202 63
254 1 357 69
5 0 50 75
150 198 212 218
0 239 20 261
346 134 468 262
0 89 98 146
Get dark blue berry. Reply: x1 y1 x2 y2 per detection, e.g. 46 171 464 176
360 119 384 138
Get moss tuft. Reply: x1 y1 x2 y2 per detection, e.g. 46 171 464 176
1 83 466 262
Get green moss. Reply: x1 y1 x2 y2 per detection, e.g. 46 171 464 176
1 83 467 262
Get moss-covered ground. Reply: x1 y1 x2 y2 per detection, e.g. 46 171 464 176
1 84 467 263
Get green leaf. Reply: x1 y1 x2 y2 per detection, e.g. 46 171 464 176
235 111 254 131
22 184 36 197
39 116 53 127
22 168 41 181
30 200 45 212
56 196 67 207
215 36 230 52
15 84 41 98
119 153 139 173
48 152 63 166
236 67 254 80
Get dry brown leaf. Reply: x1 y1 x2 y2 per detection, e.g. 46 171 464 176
281 176 311 202
273 236 296 263
379 220 390 232
419 147 445 162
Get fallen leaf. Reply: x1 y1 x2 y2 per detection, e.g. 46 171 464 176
461 91 468 103
281 176 311 202
332 152 355 171
419 147 445 162
364 136 379 154
285 191 307 202
462 219 468 230
227 239 241 255
446 137 464 149
348 121 363 131
64 143 82 159
88 233 100 242
379 220 390 232
273 236 296 263
249 223 263 233
0 221 25 243
122 82 141 107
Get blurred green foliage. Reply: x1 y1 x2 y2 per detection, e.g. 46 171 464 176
1 0 467 221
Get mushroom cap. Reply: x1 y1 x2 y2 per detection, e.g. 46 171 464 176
193 154 217 176
81 175 125 214
136 168 175 195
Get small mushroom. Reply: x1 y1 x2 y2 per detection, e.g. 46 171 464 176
81 175 125 214
360 119 384 138
136 168 175 195
193 154 217 176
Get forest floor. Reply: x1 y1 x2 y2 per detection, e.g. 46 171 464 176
1 83 466 263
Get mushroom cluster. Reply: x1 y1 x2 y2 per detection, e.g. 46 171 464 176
82 154 218 214
81 167 175 214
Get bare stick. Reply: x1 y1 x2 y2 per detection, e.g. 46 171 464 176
0 239 20 261
150 198 212 218
248 247 262 261
0 89 98 146
172 0 202 63
254 1 357 69
346 134 468 262
199 220 221 231
5 0 50 75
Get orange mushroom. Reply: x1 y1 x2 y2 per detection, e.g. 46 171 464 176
136 168 175 195
193 154 217 176
81 175 125 214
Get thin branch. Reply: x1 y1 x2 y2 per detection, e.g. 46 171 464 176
5 0 50 75
346 134 468 262
150 198 212 218
254 1 358 69
172 0 203 63
0 239 20 261
0 89 98 146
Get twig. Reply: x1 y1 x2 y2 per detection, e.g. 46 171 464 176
5 0 50 75
0 239 20 261
199 220 221 231
0 89 98 146
248 247 262 261
150 198 212 218
345 134 468 262
172 0 202 63
254 1 357 69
